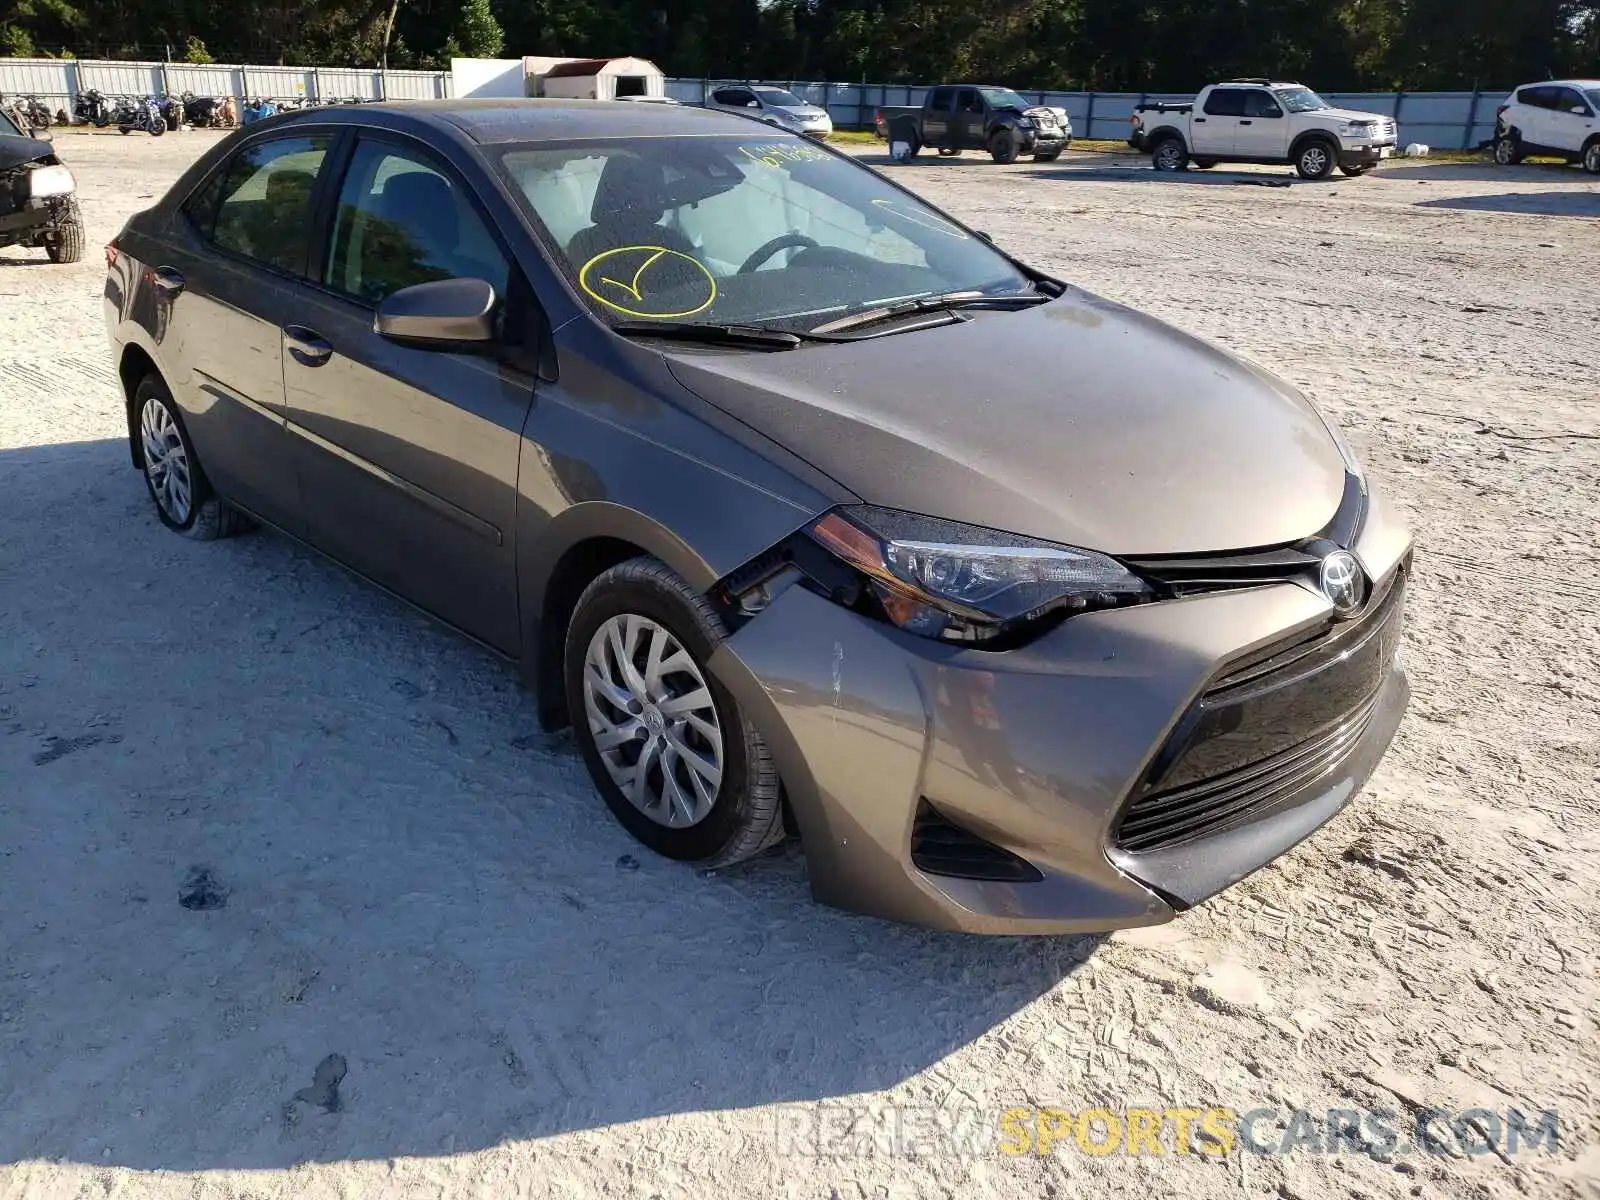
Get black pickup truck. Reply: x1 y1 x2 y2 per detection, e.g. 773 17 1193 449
875 85 1071 163
1 106 84 263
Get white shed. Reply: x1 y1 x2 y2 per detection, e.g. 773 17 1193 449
526 56 665 101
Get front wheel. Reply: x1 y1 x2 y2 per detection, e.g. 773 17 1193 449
44 205 83 263
1583 141 1600 175
988 130 1019 164
565 558 785 866
133 377 249 540
1294 140 1337 180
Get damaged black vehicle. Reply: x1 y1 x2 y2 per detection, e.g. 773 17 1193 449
0 105 84 264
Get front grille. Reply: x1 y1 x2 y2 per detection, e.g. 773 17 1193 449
1114 569 1405 854
911 804 1043 883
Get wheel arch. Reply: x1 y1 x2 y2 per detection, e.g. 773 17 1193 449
118 342 162 469
1290 130 1339 159
524 504 723 732
1146 125 1186 152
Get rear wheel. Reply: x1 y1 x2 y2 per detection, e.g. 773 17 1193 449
565 557 785 867
1493 133 1524 166
988 130 1019 164
133 376 249 540
1151 136 1188 172
1583 140 1600 175
1294 139 1337 180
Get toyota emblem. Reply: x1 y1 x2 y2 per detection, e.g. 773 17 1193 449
1318 551 1366 615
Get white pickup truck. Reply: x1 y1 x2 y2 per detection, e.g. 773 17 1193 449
1130 80 1397 179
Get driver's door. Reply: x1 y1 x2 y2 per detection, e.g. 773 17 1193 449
282 133 535 652
953 89 986 148
1235 89 1290 158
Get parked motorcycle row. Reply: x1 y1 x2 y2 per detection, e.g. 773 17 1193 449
3 89 374 137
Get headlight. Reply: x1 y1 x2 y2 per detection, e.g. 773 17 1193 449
1340 121 1375 137
809 506 1152 643
27 164 75 199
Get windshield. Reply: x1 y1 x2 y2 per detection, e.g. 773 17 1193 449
500 135 1032 334
979 88 1031 112
754 87 805 108
1274 87 1329 113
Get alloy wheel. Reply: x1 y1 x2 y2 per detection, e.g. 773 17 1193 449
1154 141 1183 171
1301 146 1329 176
140 395 193 525
1585 143 1600 174
582 613 724 829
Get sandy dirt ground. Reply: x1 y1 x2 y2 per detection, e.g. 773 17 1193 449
1 129 1597 1200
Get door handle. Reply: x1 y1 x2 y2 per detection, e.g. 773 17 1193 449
283 324 333 368
1240 120 1254 126
1194 117 1207 123
152 266 185 295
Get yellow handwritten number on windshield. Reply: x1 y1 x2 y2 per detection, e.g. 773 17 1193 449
578 245 718 319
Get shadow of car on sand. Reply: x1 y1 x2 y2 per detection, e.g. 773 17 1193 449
0 437 1101 1171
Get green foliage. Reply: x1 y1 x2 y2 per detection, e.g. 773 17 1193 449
183 35 213 63
1 0 1595 88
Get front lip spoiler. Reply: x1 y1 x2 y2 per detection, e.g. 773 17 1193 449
1107 665 1409 908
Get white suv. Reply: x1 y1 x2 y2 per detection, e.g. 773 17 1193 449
1494 81 1600 173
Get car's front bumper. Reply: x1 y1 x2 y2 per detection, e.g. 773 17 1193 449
709 488 1412 934
0 199 57 239
1340 142 1398 166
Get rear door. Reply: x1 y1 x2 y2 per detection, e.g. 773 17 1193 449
1193 88 1244 155
1544 85 1596 154
157 133 333 534
710 87 758 119
280 132 536 653
922 87 953 146
1236 88 1290 158
1517 86 1558 148
953 88 986 148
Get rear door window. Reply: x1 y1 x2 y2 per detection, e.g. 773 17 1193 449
713 88 756 108
1204 89 1247 117
204 136 331 276
1518 86 1557 109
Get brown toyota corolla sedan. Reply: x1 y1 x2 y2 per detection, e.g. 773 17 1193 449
103 100 1411 934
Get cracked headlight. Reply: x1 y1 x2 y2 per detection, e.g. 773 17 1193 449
809 506 1152 644
27 164 75 198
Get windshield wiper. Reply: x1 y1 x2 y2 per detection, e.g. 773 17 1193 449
811 290 1051 336
611 320 808 351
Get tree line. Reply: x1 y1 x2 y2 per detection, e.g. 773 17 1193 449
4 0 1597 92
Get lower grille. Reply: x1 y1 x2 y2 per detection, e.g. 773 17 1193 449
911 804 1043 883
1114 569 1406 854
1116 694 1379 852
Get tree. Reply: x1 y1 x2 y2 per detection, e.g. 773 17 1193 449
183 35 213 63
455 0 503 58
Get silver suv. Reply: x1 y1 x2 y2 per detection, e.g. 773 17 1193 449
703 84 833 138
1494 80 1600 173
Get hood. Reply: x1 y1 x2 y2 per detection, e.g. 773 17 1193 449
0 133 53 172
778 105 830 121
1312 106 1389 124
665 292 1348 556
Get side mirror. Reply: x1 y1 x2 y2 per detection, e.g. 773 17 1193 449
1572 106 1590 116
374 277 497 350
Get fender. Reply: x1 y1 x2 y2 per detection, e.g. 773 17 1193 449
1289 129 1339 159
1144 125 1187 152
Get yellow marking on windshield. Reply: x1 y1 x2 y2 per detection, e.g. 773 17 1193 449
738 142 832 168
578 245 717 319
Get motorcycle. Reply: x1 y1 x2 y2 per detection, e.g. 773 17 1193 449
11 95 52 128
158 94 182 131
73 88 113 128
112 94 165 136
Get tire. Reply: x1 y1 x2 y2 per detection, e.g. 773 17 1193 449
988 130 1019 164
1493 133 1524 166
43 205 84 264
565 557 785 867
1033 149 1061 162
1294 139 1337 180
149 120 165 136
1151 135 1188 172
1583 140 1600 175
1339 163 1374 177
132 376 249 540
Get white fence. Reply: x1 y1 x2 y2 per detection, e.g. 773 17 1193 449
0 57 450 108
2 57 1506 149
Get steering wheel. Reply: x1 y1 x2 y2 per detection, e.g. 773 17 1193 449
738 233 821 274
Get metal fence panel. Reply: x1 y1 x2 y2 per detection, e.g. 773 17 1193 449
382 69 448 100
164 64 240 98
241 65 314 100
77 59 163 96
0 57 74 101
313 67 379 100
